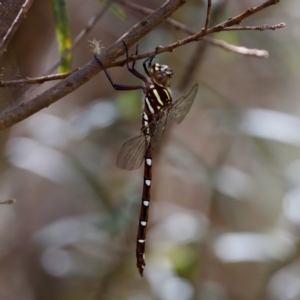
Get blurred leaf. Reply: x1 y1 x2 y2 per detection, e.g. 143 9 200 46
51 0 72 72
99 0 127 21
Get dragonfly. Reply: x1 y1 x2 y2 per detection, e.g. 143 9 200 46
95 42 198 276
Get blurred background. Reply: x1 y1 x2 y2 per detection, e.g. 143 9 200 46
0 0 298 299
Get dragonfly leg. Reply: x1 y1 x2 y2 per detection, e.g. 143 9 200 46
94 55 144 91
143 46 161 75
123 41 148 83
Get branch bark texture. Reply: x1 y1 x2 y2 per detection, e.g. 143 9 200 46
0 0 186 130
0 0 282 131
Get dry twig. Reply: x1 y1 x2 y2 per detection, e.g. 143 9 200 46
0 0 283 131
204 0 212 32
0 69 78 88
3 2 110 108
222 23 285 31
0 0 34 55
117 0 282 58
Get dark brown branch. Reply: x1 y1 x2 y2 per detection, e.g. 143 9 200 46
0 0 282 130
0 0 187 130
0 69 78 87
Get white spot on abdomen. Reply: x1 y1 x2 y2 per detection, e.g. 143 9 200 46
146 158 152 166
145 180 151 186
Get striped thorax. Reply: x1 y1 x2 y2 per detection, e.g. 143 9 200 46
143 63 173 121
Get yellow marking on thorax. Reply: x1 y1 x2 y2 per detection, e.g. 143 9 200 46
145 97 155 114
153 89 164 106
163 89 170 100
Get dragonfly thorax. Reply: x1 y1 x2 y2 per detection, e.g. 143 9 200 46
149 63 173 87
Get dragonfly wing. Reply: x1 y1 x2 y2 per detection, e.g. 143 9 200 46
169 84 198 124
152 113 168 150
116 132 148 170
117 86 190 171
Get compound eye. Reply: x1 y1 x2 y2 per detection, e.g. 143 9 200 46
156 73 169 86
165 67 173 77
149 64 173 87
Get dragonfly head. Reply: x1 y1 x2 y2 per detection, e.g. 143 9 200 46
149 63 173 87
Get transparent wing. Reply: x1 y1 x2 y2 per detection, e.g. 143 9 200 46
117 83 196 171
152 113 168 149
169 84 198 124
116 113 169 170
116 132 148 170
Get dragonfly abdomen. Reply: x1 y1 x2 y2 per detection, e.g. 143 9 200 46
136 145 153 275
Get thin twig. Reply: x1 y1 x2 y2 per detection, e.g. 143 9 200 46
0 0 187 130
0 0 282 131
0 69 78 87
9 1 111 109
204 37 268 57
109 2 284 69
141 1 281 60
0 0 34 55
1 0 284 88
204 0 212 32
179 0 225 90
211 0 281 30
2 0 282 89
222 23 285 31
118 0 279 58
